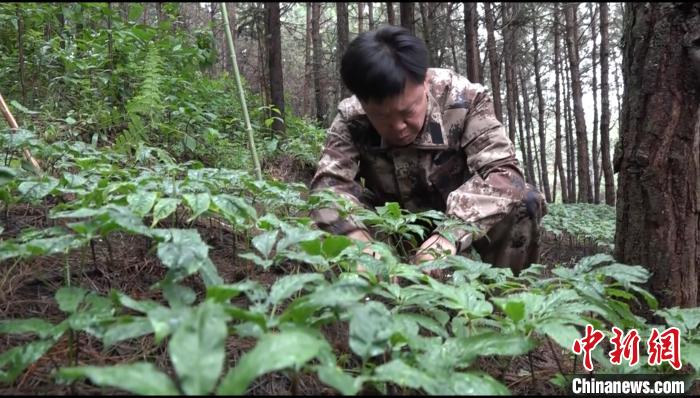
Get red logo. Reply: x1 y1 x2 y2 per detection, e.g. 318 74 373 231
572 324 605 371
647 327 681 370
609 327 640 366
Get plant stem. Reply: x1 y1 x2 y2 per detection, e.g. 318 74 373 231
546 337 570 384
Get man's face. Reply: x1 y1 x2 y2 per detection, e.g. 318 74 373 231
360 79 429 147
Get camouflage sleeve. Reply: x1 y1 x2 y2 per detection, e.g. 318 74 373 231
309 112 368 236
437 87 530 252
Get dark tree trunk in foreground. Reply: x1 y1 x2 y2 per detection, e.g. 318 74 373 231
265 2 285 133
386 2 395 25
565 3 593 203
553 3 568 203
312 3 325 123
532 18 551 202
400 3 415 35
616 2 700 308
599 3 615 206
464 2 481 83
590 3 600 204
484 2 503 123
336 2 350 99
503 3 518 144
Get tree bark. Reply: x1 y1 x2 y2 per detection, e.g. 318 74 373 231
387 2 395 25
599 2 615 206
265 2 285 134
563 51 577 202
564 3 593 203
464 2 481 83
502 3 518 145
400 3 415 35
368 2 374 30
484 2 503 123
16 5 27 104
519 69 538 189
615 2 700 308
419 3 436 66
553 3 568 203
312 2 326 123
358 2 364 33
532 16 551 202
303 3 312 116
515 78 531 185
590 3 600 204
337 2 350 99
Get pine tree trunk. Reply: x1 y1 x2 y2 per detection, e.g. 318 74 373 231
358 2 364 33
368 2 374 30
590 3 600 204
312 2 326 123
419 3 436 66
265 2 285 134
515 79 532 185
387 2 395 25
502 3 518 144
599 2 615 206
519 69 538 189
563 53 577 202
400 3 415 35
564 3 593 203
553 3 568 203
532 18 551 202
616 2 700 308
484 2 503 123
303 3 312 116
337 3 350 100
464 2 481 83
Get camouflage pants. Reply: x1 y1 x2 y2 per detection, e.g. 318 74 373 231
470 188 547 276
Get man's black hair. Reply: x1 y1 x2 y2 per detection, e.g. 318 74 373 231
340 25 428 103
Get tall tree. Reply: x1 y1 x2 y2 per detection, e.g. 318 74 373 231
265 2 285 133
368 2 374 30
599 2 615 205
464 2 481 83
616 2 699 308
483 2 503 123
502 3 518 144
419 3 436 66
400 3 415 35
303 3 312 116
337 3 350 99
312 2 325 123
564 2 593 203
563 50 577 202
386 2 395 25
515 78 532 185
519 69 538 188
553 3 568 203
590 3 600 204
358 2 364 33
532 12 551 202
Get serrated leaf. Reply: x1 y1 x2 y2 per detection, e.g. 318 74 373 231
151 198 180 227
56 286 88 313
182 193 211 222
169 301 228 395
127 191 158 217
217 329 327 395
57 363 179 395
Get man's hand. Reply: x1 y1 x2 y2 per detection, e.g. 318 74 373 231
414 234 457 279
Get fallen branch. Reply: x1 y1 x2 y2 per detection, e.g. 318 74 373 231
0 92 43 175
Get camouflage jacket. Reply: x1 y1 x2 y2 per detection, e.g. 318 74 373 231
310 68 540 253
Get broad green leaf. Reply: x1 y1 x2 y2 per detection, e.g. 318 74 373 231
252 230 278 259
217 329 327 395
0 318 55 339
540 322 581 350
656 307 700 334
199 257 224 287
182 193 211 221
169 301 229 395
275 227 324 252
206 281 266 303
372 359 435 391
0 167 16 186
56 286 88 313
147 306 187 344
18 177 59 201
349 301 394 359
316 364 362 395
267 273 325 306
321 235 352 258
103 317 154 347
432 372 510 395
504 300 525 323
156 229 210 278
238 252 274 269
0 339 56 383
455 332 535 361
25 235 85 256
151 198 180 227
212 194 256 227
685 343 700 371
57 362 179 395
127 191 158 217
162 282 196 309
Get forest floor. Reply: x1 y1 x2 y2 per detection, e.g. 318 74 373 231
1 157 696 395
